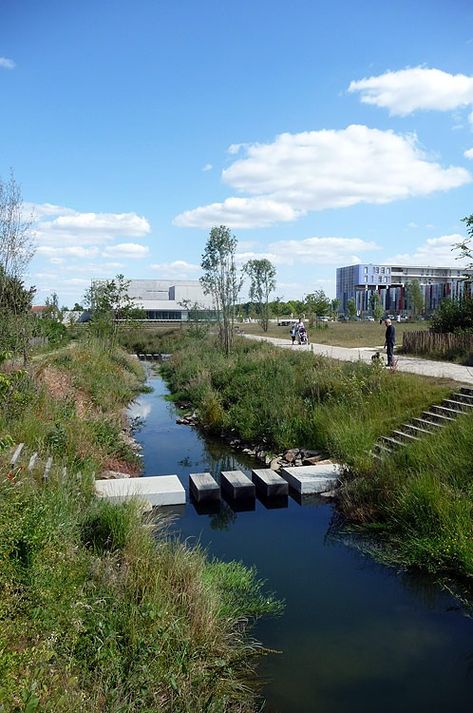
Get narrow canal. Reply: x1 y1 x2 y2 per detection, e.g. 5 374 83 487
130 370 473 713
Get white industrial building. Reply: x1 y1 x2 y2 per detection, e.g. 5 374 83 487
93 278 214 321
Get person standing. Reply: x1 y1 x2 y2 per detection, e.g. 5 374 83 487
384 318 396 367
290 322 298 345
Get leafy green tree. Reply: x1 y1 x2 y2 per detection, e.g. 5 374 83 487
200 226 242 355
330 298 340 319
369 292 384 321
455 214 473 266
346 298 357 320
406 279 424 318
243 258 277 332
84 274 143 348
305 290 330 325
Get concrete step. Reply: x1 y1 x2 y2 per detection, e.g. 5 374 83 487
281 463 341 494
412 417 442 431
392 429 420 442
252 469 288 497
453 392 473 405
430 404 463 418
381 436 405 449
95 475 186 506
422 410 455 424
189 472 220 503
372 442 393 456
442 398 473 412
403 422 433 437
221 470 255 500
460 386 473 397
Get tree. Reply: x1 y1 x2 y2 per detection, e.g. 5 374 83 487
369 292 384 321
330 298 340 319
0 173 35 362
243 258 276 332
200 226 242 355
455 214 473 266
406 279 424 318
84 274 142 348
305 290 330 325
346 298 357 320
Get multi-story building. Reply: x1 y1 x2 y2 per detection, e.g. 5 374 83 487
92 278 214 321
336 263 472 316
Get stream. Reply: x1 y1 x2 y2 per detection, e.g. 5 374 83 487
129 370 473 713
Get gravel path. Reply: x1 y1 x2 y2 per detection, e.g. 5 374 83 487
244 334 473 385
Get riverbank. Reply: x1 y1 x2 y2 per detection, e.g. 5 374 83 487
0 338 280 711
159 334 473 582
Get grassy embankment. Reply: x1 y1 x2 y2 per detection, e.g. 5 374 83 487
156 334 472 581
240 320 429 347
0 338 281 712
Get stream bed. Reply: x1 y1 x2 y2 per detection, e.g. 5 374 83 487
130 371 473 713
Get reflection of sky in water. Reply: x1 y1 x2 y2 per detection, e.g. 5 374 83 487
128 400 152 420
133 373 473 713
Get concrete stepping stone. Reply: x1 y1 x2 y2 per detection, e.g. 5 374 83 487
221 470 255 500
252 469 288 497
189 472 220 502
281 463 341 494
95 474 185 506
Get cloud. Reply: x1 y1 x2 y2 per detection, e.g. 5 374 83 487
202 163 213 172
348 67 473 116
237 236 379 267
173 196 299 228
465 148 473 159
174 125 471 228
102 242 149 258
31 203 151 246
0 57 15 70
150 260 201 278
37 245 100 258
386 233 470 267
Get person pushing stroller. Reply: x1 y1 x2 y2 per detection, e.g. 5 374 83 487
297 318 309 345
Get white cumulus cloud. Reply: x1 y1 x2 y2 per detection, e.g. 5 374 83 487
150 260 201 278
386 234 470 267
102 243 149 259
348 67 473 116
0 57 15 69
37 245 100 258
464 148 473 159
31 203 151 246
237 236 379 267
174 125 471 228
173 196 299 229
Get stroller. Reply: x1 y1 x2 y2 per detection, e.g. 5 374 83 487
298 326 309 345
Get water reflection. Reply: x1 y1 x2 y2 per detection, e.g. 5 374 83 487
132 370 473 713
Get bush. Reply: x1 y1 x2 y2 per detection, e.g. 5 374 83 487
430 297 473 333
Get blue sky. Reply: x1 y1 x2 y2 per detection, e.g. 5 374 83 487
1 0 473 305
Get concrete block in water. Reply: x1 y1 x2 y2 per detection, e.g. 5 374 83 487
281 464 341 494
221 470 255 500
189 472 220 502
252 469 288 497
95 474 185 506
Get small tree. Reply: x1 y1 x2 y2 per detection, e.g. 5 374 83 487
455 214 473 266
0 172 35 362
406 279 424 318
200 226 242 355
243 258 276 332
369 292 384 321
346 298 357 320
330 298 340 319
305 290 330 325
84 274 142 348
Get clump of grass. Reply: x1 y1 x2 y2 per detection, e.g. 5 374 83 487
0 474 281 711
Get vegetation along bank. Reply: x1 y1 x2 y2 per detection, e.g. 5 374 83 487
157 333 473 582
0 338 281 712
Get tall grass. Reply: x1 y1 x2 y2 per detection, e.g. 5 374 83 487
160 335 451 469
159 334 473 580
0 474 280 711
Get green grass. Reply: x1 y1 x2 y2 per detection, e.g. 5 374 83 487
0 475 280 711
161 335 451 470
241 320 429 347
159 334 473 581
0 336 281 711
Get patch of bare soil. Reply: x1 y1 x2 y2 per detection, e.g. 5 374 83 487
37 365 90 418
